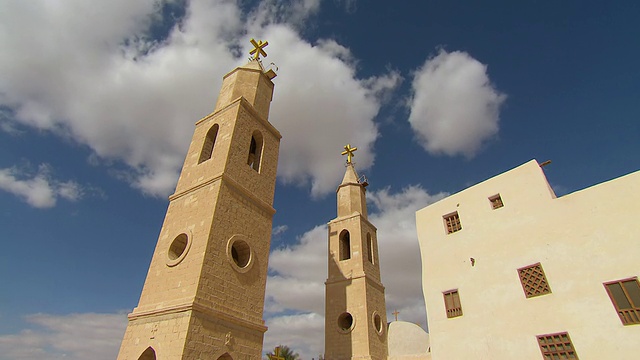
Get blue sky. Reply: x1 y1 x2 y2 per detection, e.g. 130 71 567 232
0 1 639 359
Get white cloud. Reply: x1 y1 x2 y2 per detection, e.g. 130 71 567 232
263 313 324 360
0 164 84 208
0 121 22 135
0 0 398 198
266 224 327 316
250 0 322 27
272 224 289 236
408 49 506 158
264 185 447 357
0 109 23 135
262 26 401 196
0 312 128 360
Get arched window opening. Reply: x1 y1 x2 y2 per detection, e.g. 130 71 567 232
366 233 374 263
138 347 156 360
339 230 351 261
199 124 219 164
247 131 263 172
217 354 233 360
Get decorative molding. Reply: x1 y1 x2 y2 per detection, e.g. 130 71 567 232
325 273 386 291
328 213 378 231
128 302 268 333
195 96 281 139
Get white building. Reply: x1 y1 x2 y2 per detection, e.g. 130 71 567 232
416 160 640 359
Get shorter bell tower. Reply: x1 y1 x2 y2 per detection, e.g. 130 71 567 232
325 145 389 360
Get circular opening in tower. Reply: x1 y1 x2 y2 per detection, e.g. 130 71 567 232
231 239 251 268
373 312 383 334
226 235 254 273
168 234 188 260
337 312 354 332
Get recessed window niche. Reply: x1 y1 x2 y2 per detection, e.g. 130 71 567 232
227 234 254 273
337 312 355 333
372 312 383 334
167 233 191 267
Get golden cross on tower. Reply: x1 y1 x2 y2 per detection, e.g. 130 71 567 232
392 309 400 321
249 38 269 60
341 144 358 163
269 346 285 360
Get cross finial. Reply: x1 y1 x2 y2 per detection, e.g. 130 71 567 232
249 38 269 60
341 144 358 163
392 309 400 321
269 346 285 360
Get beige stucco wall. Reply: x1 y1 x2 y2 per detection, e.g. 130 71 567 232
416 160 640 359
387 321 431 360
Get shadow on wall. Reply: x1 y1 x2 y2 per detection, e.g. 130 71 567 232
326 252 353 360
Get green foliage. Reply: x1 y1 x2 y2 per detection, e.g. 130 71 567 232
266 345 300 360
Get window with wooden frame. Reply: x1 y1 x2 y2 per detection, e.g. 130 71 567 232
443 289 462 318
604 277 640 325
443 212 462 234
518 263 552 298
536 332 579 359
489 194 504 209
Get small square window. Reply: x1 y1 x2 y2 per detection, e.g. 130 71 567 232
518 263 552 298
443 212 462 234
536 332 579 359
604 277 640 325
443 289 463 318
489 194 503 209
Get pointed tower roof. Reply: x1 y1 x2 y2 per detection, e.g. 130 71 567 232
341 162 360 185
336 144 368 218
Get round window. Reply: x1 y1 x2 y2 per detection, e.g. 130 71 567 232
167 233 190 267
227 235 254 273
373 312 383 334
337 312 354 333
232 240 250 267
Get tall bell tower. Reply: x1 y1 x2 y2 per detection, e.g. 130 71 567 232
117 39 281 360
325 145 389 360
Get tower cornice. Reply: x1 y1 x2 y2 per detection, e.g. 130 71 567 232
325 273 386 292
169 173 276 216
328 212 378 231
128 302 268 333
222 63 269 81
196 96 282 140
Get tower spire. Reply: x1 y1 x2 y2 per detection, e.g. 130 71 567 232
337 144 368 218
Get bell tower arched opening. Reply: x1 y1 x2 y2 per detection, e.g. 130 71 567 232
366 233 374 263
138 347 156 360
339 230 351 260
199 124 219 164
247 130 263 172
